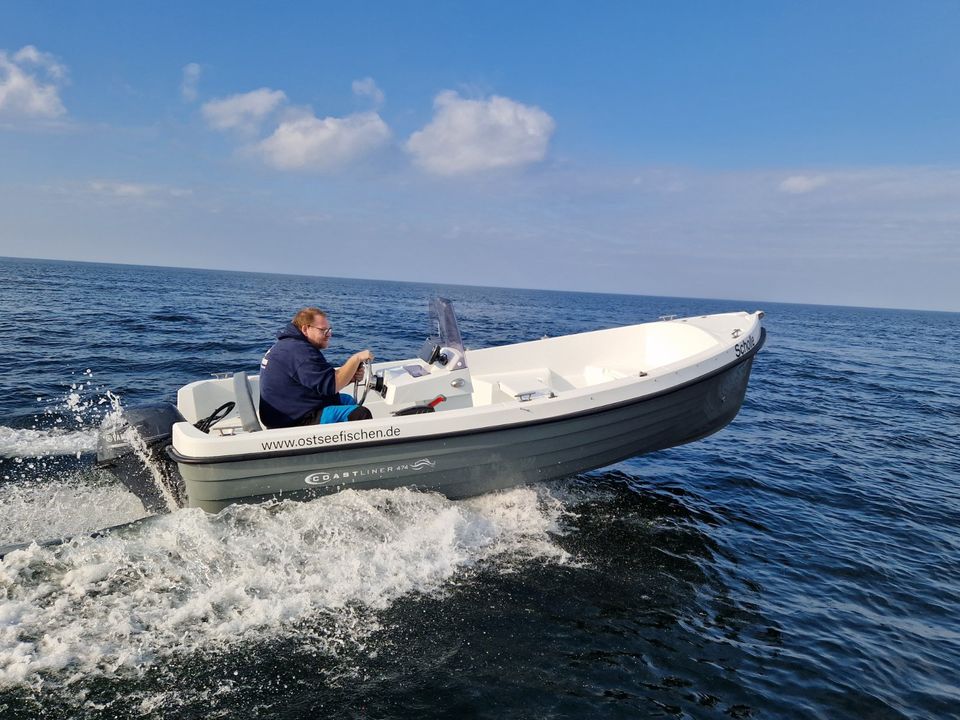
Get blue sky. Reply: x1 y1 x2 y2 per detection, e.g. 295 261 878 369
1 1 958 311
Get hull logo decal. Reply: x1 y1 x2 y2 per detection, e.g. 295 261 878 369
305 458 437 486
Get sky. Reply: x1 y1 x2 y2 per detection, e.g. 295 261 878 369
1 1 959 312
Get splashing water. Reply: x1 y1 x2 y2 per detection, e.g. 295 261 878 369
0 427 98 459
0 380 161 547
101 392 181 514
1 371 112 461
2 376 574 701
0 485 571 691
0 473 147 547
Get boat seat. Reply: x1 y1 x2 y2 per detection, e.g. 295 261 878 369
497 369 557 402
233 371 263 432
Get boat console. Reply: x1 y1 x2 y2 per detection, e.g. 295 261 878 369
376 361 473 411
362 297 474 412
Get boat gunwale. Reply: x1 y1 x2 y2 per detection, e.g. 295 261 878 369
169 328 766 466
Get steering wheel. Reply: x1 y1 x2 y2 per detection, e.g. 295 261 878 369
353 358 374 406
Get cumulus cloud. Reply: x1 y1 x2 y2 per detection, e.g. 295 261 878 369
0 45 67 119
16 46 66 78
181 63 201 102
201 88 287 134
406 91 555 175
255 111 391 171
352 77 384 107
202 82 392 171
779 174 828 194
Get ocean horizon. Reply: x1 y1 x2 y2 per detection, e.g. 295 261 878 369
2 254 956 316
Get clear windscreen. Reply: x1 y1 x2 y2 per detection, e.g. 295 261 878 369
418 297 466 365
430 297 464 353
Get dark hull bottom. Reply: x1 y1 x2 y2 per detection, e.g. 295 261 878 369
176 354 759 513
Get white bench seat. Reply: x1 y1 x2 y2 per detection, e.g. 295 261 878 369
496 369 557 401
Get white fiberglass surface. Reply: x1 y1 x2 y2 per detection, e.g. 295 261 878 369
176 313 754 445
641 322 720 368
466 318 722 392
178 376 251 425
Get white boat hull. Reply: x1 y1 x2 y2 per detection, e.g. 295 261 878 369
158 311 766 512
172 343 761 512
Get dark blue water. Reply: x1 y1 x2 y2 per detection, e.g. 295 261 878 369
1 257 958 719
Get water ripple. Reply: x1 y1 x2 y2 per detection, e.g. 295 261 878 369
0 258 958 719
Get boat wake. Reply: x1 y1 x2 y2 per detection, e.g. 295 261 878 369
0 485 572 696
0 394 152 549
1 375 581 708
0 471 148 548
0 426 98 459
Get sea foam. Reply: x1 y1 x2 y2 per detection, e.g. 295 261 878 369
0 426 98 458
0 472 147 547
0 486 570 689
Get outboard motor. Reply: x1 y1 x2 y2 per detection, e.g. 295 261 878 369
96 403 187 513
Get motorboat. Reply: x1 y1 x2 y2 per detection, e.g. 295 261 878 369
98 299 766 513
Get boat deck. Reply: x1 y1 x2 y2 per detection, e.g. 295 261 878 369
176 311 758 437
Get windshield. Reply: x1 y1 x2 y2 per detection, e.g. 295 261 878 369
430 297 464 353
418 297 467 367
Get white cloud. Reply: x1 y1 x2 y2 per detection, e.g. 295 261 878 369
90 180 151 198
352 77 384 107
255 111 391 171
201 88 287 134
88 180 193 201
202 83 393 172
406 91 555 175
779 174 828 194
0 45 67 119
13 45 67 79
181 63 201 102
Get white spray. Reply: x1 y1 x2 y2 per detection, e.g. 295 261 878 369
103 392 180 514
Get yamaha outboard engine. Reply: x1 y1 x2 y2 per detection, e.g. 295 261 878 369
96 403 187 513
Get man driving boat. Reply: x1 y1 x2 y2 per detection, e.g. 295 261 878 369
258 307 374 429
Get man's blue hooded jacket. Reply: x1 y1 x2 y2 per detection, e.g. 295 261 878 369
258 322 339 428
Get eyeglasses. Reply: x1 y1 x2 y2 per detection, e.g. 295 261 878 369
308 325 333 336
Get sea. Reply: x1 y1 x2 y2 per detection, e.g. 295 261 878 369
0 256 958 719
